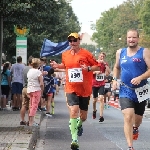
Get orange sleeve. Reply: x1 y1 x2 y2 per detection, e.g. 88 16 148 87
85 50 98 66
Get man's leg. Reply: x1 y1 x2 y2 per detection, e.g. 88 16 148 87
92 87 98 119
77 96 90 136
120 98 135 148
66 93 79 149
133 100 146 140
122 108 134 147
20 88 30 125
98 86 105 122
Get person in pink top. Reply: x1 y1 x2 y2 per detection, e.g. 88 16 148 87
27 58 44 126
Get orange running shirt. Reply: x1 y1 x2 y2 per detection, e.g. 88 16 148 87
62 48 98 97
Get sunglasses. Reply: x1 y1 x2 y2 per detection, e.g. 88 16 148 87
68 38 78 43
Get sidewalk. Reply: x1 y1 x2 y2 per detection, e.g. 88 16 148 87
0 107 43 150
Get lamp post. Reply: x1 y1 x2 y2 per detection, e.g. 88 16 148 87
0 15 3 95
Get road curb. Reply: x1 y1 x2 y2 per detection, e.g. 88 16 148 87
28 111 45 150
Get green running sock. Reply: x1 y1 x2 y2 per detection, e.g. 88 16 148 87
77 117 82 128
51 102 54 114
69 118 78 141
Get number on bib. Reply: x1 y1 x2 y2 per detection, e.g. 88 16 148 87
68 68 83 82
105 83 110 88
135 84 150 103
96 73 104 81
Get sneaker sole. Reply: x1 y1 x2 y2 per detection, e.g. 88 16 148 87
71 143 79 150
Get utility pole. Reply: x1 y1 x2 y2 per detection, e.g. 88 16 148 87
0 15 3 95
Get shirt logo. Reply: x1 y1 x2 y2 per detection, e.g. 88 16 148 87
132 58 141 62
122 56 126 59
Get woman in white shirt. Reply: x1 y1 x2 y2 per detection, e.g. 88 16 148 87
27 58 44 126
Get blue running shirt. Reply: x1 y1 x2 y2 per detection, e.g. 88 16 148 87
119 47 147 102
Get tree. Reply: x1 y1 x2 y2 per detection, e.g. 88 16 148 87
2 0 80 61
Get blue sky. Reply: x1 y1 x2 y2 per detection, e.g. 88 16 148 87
71 0 126 35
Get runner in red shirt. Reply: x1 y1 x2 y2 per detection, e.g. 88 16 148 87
92 52 110 122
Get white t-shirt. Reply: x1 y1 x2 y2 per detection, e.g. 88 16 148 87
10 63 25 83
27 68 42 93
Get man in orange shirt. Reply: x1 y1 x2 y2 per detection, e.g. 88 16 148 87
51 33 101 150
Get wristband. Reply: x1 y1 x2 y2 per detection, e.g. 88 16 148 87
113 77 117 81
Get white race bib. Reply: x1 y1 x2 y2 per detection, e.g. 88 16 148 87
135 84 150 103
96 73 104 81
68 68 83 82
105 83 110 88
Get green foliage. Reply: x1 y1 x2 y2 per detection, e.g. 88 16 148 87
92 0 150 67
80 43 96 54
1 0 80 61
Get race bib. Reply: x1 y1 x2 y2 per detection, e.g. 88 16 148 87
96 73 104 81
135 84 150 103
68 68 83 82
105 83 110 88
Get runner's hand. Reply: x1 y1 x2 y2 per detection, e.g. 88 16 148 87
50 60 59 69
131 76 142 85
80 64 88 71
112 80 118 90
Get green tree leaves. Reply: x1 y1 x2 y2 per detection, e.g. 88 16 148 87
1 0 80 62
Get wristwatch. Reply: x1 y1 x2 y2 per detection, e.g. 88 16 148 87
113 77 117 81
88 66 92 72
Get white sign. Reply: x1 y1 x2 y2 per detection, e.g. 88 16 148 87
16 37 27 64
16 47 27 64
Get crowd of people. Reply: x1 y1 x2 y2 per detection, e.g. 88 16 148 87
1 29 150 150
1 56 65 126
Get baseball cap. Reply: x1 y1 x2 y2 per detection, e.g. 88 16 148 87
68 33 80 39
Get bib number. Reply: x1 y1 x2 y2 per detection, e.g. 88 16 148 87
68 68 83 82
105 83 110 88
96 73 104 81
135 84 150 103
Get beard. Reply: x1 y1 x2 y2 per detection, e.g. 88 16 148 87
128 43 138 48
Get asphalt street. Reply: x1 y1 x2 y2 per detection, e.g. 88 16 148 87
35 89 150 150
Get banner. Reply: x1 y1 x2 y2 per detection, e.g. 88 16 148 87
40 38 70 57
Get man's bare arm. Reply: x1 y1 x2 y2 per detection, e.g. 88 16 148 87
113 49 121 79
138 48 150 80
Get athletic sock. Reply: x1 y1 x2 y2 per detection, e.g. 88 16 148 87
69 118 78 141
77 117 82 127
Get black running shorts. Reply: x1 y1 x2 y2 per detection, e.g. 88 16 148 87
66 92 90 111
119 97 146 116
92 86 105 98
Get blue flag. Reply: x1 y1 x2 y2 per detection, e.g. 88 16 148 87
40 38 70 57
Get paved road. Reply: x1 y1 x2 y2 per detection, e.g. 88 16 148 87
35 89 150 150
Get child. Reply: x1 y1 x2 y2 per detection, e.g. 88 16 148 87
27 58 44 126
43 68 55 116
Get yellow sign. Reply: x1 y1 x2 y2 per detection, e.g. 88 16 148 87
14 25 29 37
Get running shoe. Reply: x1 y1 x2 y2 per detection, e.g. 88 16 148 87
133 127 139 140
20 121 26 125
104 104 107 109
46 112 52 117
107 104 110 108
77 125 83 136
127 147 134 150
93 110 97 119
71 140 79 150
41 107 47 111
99 116 104 122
